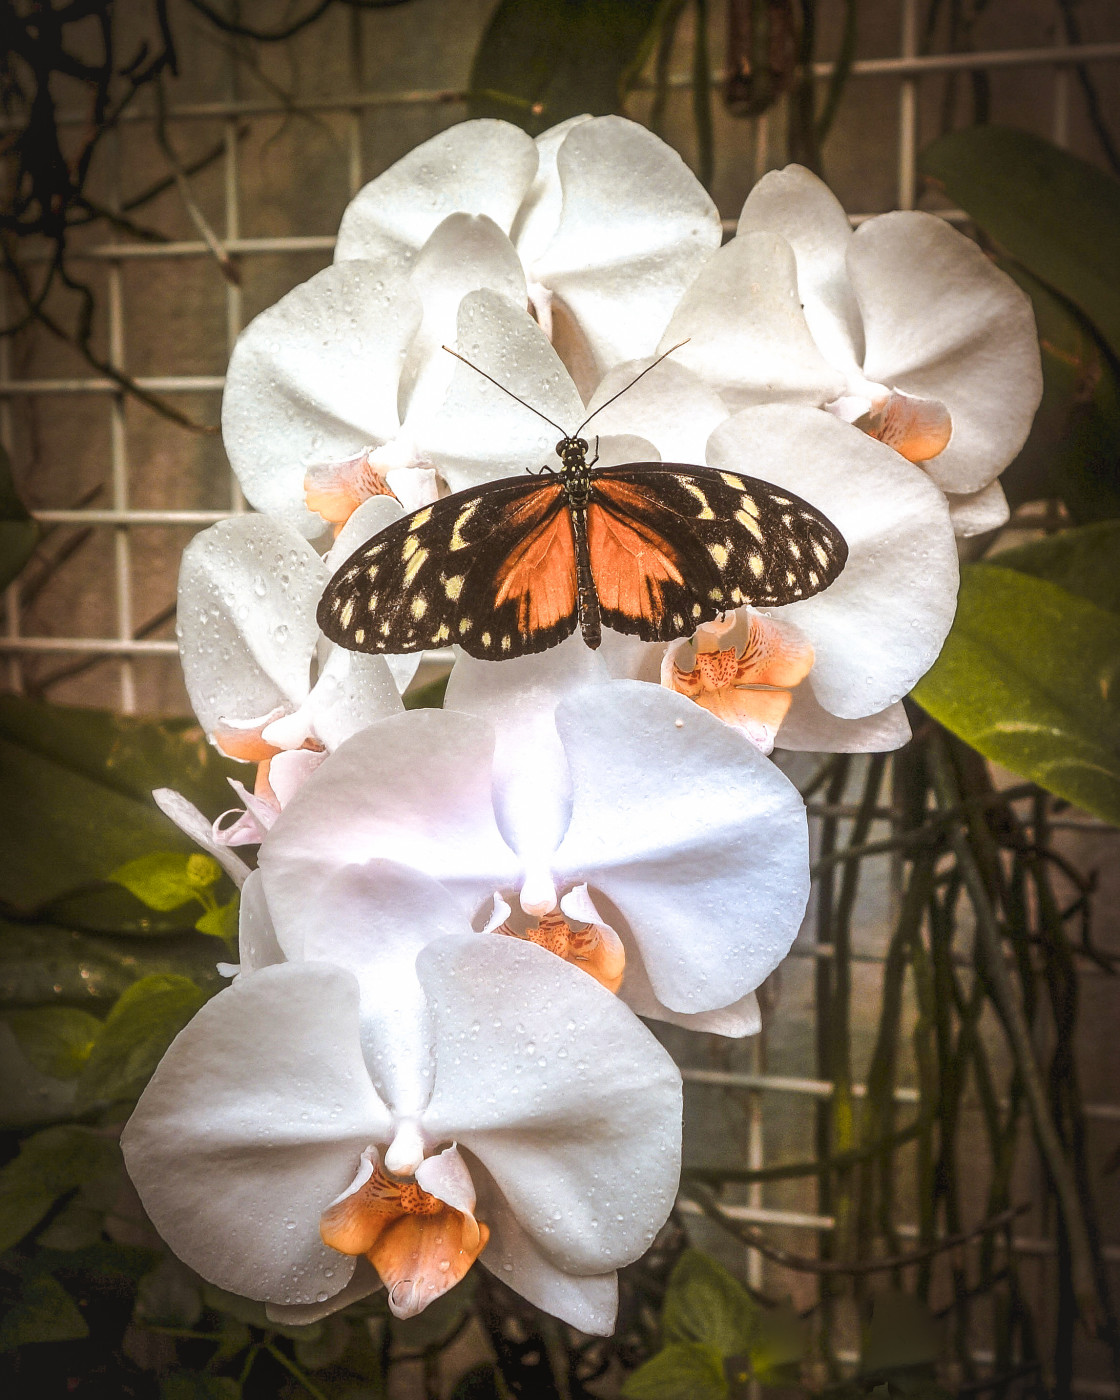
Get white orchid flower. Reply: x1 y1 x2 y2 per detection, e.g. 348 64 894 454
166 508 406 848
222 117 720 541
258 677 808 1036
335 115 722 397
121 918 682 1335
732 164 1042 536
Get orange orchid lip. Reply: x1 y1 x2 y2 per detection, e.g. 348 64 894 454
304 449 400 532
320 1150 489 1320
665 610 814 750
496 906 626 994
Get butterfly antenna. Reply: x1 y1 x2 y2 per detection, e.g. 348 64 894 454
574 339 691 436
441 346 568 435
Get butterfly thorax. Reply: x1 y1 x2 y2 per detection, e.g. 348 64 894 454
556 436 593 507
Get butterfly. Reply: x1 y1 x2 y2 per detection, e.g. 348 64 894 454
318 351 848 662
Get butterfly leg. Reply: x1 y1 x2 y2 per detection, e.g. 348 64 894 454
569 505 602 649
587 437 599 469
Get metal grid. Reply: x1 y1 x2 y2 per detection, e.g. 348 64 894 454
3 0 1119 1388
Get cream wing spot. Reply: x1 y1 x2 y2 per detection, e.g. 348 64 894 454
813 542 830 566
353 627 365 644
409 507 433 530
402 535 419 562
411 596 428 620
403 549 428 585
339 599 355 628
450 502 478 550
682 481 715 519
749 554 764 578
443 575 464 601
735 509 763 541
708 541 729 569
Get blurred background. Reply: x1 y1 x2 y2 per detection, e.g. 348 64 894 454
2 2 1119 1398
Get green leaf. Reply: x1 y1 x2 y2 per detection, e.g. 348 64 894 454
0 1272 88 1351
468 0 664 134
0 441 38 592
913 565 1120 825
662 1249 757 1356
920 126 1120 361
195 894 239 943
109 852 199 912
994 521 1120 618
2 1005 102 1078
0 696 241 910
41 882 207 937
134 1256 203 1329
749 1301 808 1385
998 265 1120 524
403 671 450 710
0 1124 120 1252
36 1199 107 1250
76 973 207 1106
622 1342 728 1400
861 1293 940 1375
0 919 227 1009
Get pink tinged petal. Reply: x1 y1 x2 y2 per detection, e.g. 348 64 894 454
120 962 392 1306
850 211 1043 495
420 290 585 494
581 358 729 465
222 774 279 839
444 634 609 877
705 404 959 719
263 748 329 807
737 163 865 381
222 262 421 537
303 647 402 752
528 116 723 393
945 479 1010 538
238 870 284 975
177 516 327 740
470 1156 619 1335
398 214 528 427
660 230 847 412
212 709 289 763
335 119 539 270
775 690 912 754
415 1144 478 1218
419 935 682 1277
266 1258 381 1327
260 708 520 929
151 789 250 888
550 682 809 1014
303 448 396 529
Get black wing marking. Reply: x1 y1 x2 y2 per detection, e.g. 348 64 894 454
587 463 848 642
317 475 580 661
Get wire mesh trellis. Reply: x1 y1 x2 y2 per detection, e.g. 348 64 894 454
2 1 1120 1393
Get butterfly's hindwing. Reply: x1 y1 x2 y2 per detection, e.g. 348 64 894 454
318 476 579 660
587 464 848 642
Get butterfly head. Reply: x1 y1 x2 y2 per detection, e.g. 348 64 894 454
556 436 589 468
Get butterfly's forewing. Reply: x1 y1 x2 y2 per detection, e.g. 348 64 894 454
588 464 848 641
318 476 579 660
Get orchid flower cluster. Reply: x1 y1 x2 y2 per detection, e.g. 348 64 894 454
123 116 1041 1336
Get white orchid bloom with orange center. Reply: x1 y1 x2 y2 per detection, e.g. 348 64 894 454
223 116 719 541
335 115 721 398
258 677 809 1037
160 508 407 849
680 163 1041 536
121 920 682 1335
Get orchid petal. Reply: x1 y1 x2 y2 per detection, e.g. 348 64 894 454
420 290 585 493
660 230 846 411
152 788 250 888
260 710 520 925
266 1258 381 1327
121 963 391 1305
222 263 421 536
420 935 681 1276
238 870 284 975
851 212 1042 494
470 1156 618 1335
305 645 401 751
705 405 959 718
775 689 912 753
619 941 762 1036
444 635 609 873
582 358 728 464
737 164 865 380
177 516 326 737
415 1143 478 1218
550 682 808 1013
335 120 539 270
511 116 593 272
398 214 527 426
528 116 722 391
945 478 1010 537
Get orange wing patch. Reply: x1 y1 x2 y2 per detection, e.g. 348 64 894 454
492 485 577 635
587 481 685 625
